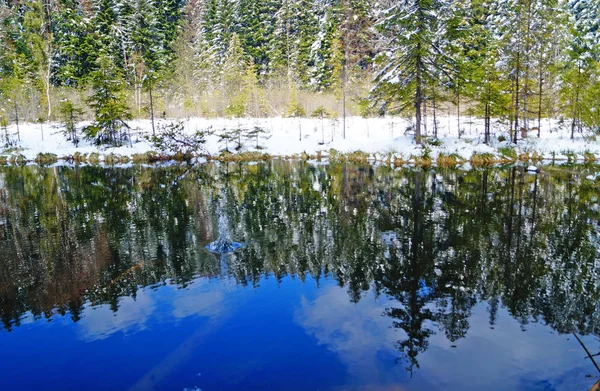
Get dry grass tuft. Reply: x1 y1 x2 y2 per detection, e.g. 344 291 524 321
393 156 405 167
518 152 530 162
436 153 460 168
584 152 597 163
470 152 497 167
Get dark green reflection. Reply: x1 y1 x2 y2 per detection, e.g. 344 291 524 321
0 162 599 371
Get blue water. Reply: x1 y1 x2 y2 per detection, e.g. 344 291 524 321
0 163 599 390
1 273 596 390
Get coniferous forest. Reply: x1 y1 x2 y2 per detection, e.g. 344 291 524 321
0 0 599 143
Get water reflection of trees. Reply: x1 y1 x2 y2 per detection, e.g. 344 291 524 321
1 162 599 367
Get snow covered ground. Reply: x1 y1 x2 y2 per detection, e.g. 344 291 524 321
3 116 600 164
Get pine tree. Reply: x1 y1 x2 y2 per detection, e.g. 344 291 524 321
309 5 342 91
85 52 132 145
129 0 164 133
222 33 249 117
21 0 56 120
561 0 600 137
236 0 280 72
372 0 454 143
53 0 94 85
270 0 318 85
455 0 510 143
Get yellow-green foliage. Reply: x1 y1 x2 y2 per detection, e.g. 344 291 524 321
216 151 271 162
88 153 101 164
9 154 27 166
0 156 7 165
584 151 597 163
132 152 161 163
345 151 370 163
35 153 58 165
172 151 194 162
328 149 339 161
103 154 119 165
498 147 517 162
104 154 131 164
413 155 432 167
73 152 87 163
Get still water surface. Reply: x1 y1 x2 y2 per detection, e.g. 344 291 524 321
1 162 600 390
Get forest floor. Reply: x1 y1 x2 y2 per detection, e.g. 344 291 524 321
2 116 600 167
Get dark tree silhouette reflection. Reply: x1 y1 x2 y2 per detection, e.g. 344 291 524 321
0 162 600 375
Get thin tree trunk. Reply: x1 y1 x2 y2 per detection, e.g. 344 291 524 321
342 56 346 139
149 85 156 137
514 48 521 144
457 86 461 138
537 61 543 137
571 65 581 140
522 0 533 136
415 65 422 144
14 104 20 143
537 13 545 138
432 87 438 139
46 56 52 120
484 100 490 145
423 98 428 136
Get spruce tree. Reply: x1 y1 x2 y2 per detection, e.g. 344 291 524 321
236 0 280 71
271 0 318 85
561 0 600 137
129 0 164 133
222 33 250 117
309 5 342 91
53 0 94 85
372 0 454 143
85 52 132 145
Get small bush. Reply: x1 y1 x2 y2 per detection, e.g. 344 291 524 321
58 99 83 146
150 121 212 158
88 153 101 164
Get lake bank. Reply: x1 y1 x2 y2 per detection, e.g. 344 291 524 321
2 116 600 167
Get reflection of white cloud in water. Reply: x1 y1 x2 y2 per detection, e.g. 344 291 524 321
77 278 237 341
421 304 594 391
296 286 593 391
171 282 228 320
78 289 156 341
295 285 405 385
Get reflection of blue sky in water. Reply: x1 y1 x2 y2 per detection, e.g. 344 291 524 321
296 284 598 391
296 286 408 387
2 275 599 391
77 278 237 341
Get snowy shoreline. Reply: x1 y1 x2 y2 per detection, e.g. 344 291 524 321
3 116 600 166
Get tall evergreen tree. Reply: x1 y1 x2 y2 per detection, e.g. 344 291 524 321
372 0 454 143
236 0 280 72
85 52 132 145
561 0 600 137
